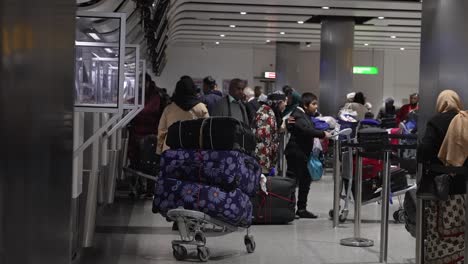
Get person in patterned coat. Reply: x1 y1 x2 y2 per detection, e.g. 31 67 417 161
253 92 287 174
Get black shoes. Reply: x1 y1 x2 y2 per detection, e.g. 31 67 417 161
296 209 318 219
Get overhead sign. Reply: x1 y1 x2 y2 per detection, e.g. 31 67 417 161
264 71 276 79
353 66 379 75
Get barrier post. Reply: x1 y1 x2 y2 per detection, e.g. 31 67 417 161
333 139 342 228
340 150 374 247
380 151 391 263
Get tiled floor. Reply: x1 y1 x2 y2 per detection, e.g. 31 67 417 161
81 174 416 264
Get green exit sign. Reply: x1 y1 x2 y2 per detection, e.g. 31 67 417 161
353 66 379 75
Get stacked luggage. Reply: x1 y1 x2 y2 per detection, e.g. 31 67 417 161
152 117 261 227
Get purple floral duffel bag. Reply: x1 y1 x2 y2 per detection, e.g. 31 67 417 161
153 177 253 227
160 149 261 197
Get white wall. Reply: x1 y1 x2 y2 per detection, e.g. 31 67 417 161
155 44 420 112
297 50 321 95
252 47 275 88
383 49 420 106
156 45 254 94
353 50 385 115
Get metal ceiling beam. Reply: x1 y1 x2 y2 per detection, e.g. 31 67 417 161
169 0 421 18
169 19 421 33
168 3 422 21
169 26 421 38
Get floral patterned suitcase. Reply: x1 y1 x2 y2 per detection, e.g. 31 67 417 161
153 177 253 227
160 149 261 196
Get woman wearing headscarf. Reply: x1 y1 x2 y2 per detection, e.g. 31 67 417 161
282 85 301 117
156 76 209 154
419 90 468 264
253 92 287 174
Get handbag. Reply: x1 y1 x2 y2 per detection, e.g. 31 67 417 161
308 153 323 181
433 173 453 201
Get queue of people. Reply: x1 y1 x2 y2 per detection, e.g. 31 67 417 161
129 74 467 262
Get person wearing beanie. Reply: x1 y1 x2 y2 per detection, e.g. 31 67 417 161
156 75 209 154
378 97 398 120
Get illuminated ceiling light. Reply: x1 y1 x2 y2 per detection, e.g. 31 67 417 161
104 48 114 53
322 6 330 10
378 16 385 19
297 21 304 24
229 25 236 28
215 42 220 45
364 43 369 46
220 34 225 37
266 39 271 43
240 11 247 15
400 47 405 50
391 35 397 39
280 32 285 35
88 32 101 40
306 44 311 48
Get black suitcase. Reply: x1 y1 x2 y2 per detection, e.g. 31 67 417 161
252 177 296 224
166 117 256 155
361 177 381 202
396 157 417 175
357 168 409 202
390 168 409 192
138 135 160 176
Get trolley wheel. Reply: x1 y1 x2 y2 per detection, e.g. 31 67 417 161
244 235 256 253
339 214 347 223
194 231 207 245
197 247 210 262
172 245 187 261
393 210 401 223
398 210 407 223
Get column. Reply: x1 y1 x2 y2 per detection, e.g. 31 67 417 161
418 0 468 133
319 18 355 116
275 42 300 91
0 0 75 263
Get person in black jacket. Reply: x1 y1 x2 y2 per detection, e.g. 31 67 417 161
285 92 331 219
244 86 260 126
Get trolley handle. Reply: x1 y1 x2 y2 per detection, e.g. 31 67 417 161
331 128 353 139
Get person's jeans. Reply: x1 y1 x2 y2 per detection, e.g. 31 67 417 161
286 155 312 211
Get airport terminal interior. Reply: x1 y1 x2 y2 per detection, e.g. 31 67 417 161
1 0 468 264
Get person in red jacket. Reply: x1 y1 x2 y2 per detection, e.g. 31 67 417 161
396 93 419 124
128 74 162 197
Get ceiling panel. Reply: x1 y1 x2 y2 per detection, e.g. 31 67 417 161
166 0 423 49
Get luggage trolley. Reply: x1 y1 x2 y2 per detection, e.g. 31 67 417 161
329 130 417 224
168 209 255 262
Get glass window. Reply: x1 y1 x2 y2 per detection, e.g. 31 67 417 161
75 46 120 107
